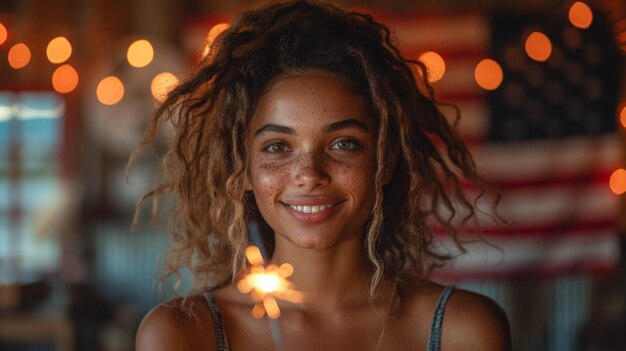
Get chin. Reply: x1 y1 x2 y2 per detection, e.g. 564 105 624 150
275 224 360 251
285 232 336 250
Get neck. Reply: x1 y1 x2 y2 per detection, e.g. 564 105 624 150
270 234 377 309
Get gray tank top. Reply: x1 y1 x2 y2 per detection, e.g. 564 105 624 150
204 286 454 351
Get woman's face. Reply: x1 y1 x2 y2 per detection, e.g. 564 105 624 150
246 70 377 250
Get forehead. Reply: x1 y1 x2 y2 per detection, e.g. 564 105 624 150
250 70 374 130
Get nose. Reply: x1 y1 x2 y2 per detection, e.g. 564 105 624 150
293 152 330 190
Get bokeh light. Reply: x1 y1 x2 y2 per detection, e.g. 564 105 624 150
46 36 72 64
620 106 626 129
97 76 125 105
202 23 230 59
419 51 446 83
127 39 154 68
8 43 31 69
151 72 179 102
569 2 593 29
0 23 7 45
525 32 552 62
475 58 504 90
609 169 626 195
52 64 79 94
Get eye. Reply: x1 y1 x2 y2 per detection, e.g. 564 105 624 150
263 141 291 153
330 138 361 151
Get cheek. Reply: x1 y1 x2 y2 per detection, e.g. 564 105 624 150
251 161 290 198
329 158 376 194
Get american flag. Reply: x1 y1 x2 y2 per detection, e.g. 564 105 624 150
185 7 622 279
379 10 622 279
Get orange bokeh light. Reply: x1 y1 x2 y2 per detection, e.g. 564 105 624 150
569 2 593 29
52 64 79 94
47 36 72 64
0 23 7 45
620 106 626 129
419 51 446 83
609 169 626 195
202 23 230 59
475 58 504 91
151 72 179 102
8 43 31 69
127 39 154 68
525 32 552 62
96 76 125 105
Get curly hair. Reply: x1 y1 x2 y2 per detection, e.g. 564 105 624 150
129 0 496 300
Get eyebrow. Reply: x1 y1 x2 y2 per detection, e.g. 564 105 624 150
323 118 370 134
254 118 370 137
254 124 294 136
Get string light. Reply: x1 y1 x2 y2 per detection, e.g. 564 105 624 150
202 23 230 60
0 22 7 45
525 31 552 62
0 20 577 136
47 36 72 64
127 39 154 68
609 169 626 195
475 58 504 90
418 51 446 83
8 43 31 69
97 76 125 105
620 106 626 129
151 72 179 102
52 64 79 94
569 2 593 29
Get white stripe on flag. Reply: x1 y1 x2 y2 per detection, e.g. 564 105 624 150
471 183 618 228
435 230 619 279
470 134 621 181
440 102 490 140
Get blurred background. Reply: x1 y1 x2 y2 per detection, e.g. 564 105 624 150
0 0 624 350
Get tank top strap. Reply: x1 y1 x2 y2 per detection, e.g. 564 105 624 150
426 286 455 351
203 292 231 351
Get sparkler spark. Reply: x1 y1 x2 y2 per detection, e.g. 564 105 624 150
237 245 303 319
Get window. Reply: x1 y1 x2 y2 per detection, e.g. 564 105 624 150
0 91 63 281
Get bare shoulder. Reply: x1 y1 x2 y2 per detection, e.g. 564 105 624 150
442 287 511 351
399 282 510 351
135 295 215 351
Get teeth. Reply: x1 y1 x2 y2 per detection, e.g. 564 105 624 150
289 204 333 213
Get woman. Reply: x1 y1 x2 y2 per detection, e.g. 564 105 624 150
133 1 511 350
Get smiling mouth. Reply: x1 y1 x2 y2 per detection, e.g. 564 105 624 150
287 204 334 213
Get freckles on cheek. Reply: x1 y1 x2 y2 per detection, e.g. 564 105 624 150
329 159 376 188
254 162 289 196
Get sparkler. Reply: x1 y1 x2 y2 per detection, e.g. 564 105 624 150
238 221 304 350
237 245 304 319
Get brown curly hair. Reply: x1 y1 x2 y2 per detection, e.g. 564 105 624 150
129 0 495 300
